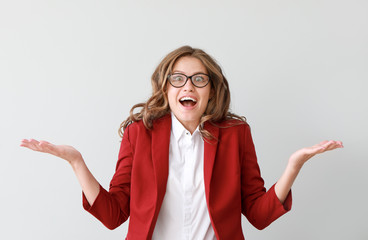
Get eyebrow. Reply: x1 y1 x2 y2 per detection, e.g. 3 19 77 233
172 70 208 75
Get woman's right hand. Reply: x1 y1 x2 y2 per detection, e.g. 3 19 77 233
20 139 83 166
21 139 100 205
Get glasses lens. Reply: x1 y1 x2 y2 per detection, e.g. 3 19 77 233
192 74 209 87
169 74 186 87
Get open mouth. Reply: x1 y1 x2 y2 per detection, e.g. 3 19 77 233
179 96 197 107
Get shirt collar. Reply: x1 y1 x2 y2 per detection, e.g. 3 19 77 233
171 112 200 141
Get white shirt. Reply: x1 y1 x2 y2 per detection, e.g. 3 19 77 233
152 113 216 240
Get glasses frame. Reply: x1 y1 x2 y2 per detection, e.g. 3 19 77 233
167 73 211 88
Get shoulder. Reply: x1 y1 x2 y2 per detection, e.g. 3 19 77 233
124 120 145 134
152 114 171 129
124 114 171 136
210 118 250 131
210 119 254 144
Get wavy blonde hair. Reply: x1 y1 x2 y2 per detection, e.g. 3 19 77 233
119 45 246 139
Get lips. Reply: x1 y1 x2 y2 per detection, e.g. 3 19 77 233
179 96 197 107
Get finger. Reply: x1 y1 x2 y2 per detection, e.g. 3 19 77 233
325 141 343 151
20 139 30 147
316 140 343 153
38 141 60 156
298 145 325 156
308 139 340 154
32 139 47 151
317 140 330 146
21 139 55 153
313 140 330 147
312 140 331 149
21 139 42 151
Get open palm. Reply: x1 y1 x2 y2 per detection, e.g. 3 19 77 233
289 140 343 168
20 139 82 164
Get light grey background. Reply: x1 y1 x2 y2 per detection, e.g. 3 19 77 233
1 0 367 239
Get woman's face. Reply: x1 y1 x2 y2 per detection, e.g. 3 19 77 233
167 56 211 133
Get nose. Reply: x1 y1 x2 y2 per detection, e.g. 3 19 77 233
182 77 195 92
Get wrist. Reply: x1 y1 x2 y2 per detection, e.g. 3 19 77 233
69 155 85 170
287 159 304 172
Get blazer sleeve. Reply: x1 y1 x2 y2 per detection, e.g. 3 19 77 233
82 125 133 230
241 124 292 230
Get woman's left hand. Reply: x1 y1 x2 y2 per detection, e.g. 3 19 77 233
275 140 343 203
288 140 343 169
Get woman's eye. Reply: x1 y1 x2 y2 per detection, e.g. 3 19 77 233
173 75 184 81
193 76 204 82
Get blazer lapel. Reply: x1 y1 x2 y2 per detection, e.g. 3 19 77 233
203 122 219 200
151 114 171 207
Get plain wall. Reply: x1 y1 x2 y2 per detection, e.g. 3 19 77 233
1 0 367 239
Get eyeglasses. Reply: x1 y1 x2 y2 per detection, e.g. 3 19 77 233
168 73 210 88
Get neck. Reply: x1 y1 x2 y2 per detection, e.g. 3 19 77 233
181 121 199 135
170 112 200 135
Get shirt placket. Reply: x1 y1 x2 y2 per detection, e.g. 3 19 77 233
182 130 195 240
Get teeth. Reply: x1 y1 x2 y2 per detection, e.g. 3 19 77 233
180 97 197 102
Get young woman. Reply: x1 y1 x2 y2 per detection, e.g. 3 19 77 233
21 46 343 239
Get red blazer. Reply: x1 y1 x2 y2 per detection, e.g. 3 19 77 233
83 114 292 239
